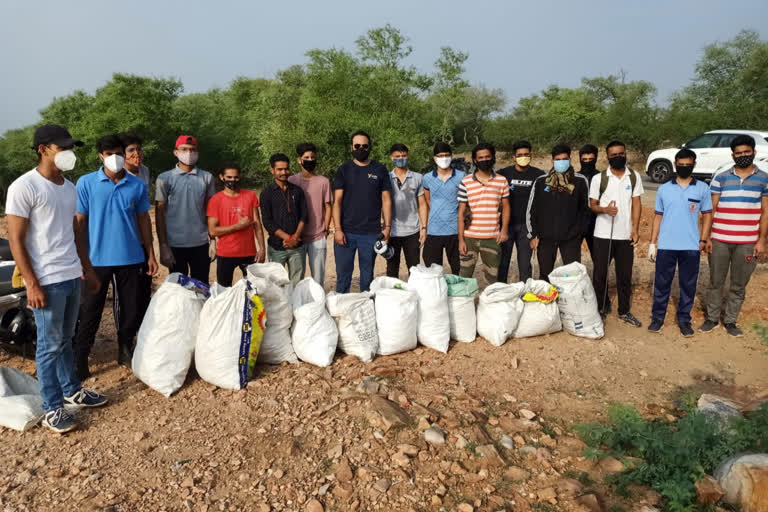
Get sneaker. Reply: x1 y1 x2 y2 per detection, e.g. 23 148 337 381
42 408 78 434
698 319 719 333
620 312 642 328
64 388 108 408
648 319 663 333
679 323 694 337
724 323 744 337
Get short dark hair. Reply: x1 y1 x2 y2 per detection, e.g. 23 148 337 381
97 134 124 154
390 143 409 154
730 134 756 151
606 140 626 153
119 133 143 148
219 161 242 175
350 130 371 144
433 141 452 156
269 153 290 167
512 140 532 152
551 144 571 157
472 142 496 160
674 148 697 162
296 142 317 156
579 144 598 157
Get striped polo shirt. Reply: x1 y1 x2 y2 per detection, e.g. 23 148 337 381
457 172 510 239
710 167 768 244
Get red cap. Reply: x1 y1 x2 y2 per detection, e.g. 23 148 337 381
175 135 198 148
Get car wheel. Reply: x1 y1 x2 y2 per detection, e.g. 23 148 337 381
648 160 672 183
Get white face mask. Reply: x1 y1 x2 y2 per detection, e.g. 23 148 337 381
435 156 452 170
103 154 125 173
53 149 77 172
177 150 199 166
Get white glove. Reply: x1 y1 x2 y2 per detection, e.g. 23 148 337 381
648 243 657 263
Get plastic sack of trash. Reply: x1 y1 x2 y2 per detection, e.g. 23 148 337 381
408 264 450 353
326 292 378 362
549 262 604 339
513 279 563 338
476 282 525 346
195 279 266 389
445 274 478 343
0 366 44 431
291 278 338 367
370 276 418 355
246 263 298 364
133 273 209 397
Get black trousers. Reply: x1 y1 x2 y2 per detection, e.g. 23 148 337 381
113 248 152 334
74 263 143 365
584 233 595 262
498 225 534 283
216 255 256 287
422 234 460 275
537 237 582 282
171 244 210 284
592 237 634 315
386 232 421 278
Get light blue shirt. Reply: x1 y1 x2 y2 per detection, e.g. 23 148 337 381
422 169 466 236
655 178 713 251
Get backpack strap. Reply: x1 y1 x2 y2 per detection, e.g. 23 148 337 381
599 169 637 200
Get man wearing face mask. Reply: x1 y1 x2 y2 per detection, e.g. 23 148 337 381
422 142 465 275
498 140 544 282
332 130 392 293
647 149 712 337
700 135 768 337
526 144 590 282
155 135 216 283
5 125 107 433
72 134 158 380
207 163 265 287
578 144 600 259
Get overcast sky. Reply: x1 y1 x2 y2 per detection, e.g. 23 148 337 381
1 0 766 134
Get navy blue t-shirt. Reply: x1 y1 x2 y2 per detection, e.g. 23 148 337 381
333 160 392 234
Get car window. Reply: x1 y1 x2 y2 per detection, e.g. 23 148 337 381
715 134 738 148
685 134 719 149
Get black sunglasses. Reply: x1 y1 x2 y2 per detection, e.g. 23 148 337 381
353 144 370 150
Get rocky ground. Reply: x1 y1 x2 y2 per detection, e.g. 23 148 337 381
1 161 768 512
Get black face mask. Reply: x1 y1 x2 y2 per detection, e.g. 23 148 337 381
676 165 694 178
580 160 596 172
475 160 495 172
608 155 627 170
734 154 755 169
223 179 240 190
352 148 370 162
301 159 317 172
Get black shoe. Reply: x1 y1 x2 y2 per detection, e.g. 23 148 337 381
698 319 719 333
648 319 663 333
117 345 133 368
724 323 743 337
620 312 642 328
678 323 694 337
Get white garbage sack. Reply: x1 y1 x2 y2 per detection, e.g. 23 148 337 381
326 292 378 362
195 279 266 389
445 275 479 343
246 263 298 364
408 264 450 353
370 276 418 355
291 278 338 367
514 279 563 338
132 273 209 397
476 282 525 346
549 262 604 339
0 367 43 431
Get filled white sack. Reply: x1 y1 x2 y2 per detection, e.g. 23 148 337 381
247 264 298 364
370 276 418 355
513 279 563 338
0 366 44 431
549 262 604 339
326 291 378 362
291 278 338 367
407 264 450 353
476 282 525 346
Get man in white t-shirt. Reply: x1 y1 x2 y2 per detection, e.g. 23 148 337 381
589 140 644 327
5 125 108 434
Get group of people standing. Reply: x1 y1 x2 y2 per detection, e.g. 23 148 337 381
4 124 767 434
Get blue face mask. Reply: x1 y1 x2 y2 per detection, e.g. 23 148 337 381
393 157 408 169
553 160 570 173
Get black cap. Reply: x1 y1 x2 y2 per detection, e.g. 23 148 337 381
32 124 84 150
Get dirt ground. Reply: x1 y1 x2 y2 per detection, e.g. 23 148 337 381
1 163 767 512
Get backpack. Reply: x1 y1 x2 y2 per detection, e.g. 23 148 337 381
598 168 637 200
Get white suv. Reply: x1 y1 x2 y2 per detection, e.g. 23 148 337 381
645 129 768 182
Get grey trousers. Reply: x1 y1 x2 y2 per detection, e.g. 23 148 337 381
706 240 757 324
267 245 306 287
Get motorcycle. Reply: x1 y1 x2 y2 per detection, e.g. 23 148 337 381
0 238 37 356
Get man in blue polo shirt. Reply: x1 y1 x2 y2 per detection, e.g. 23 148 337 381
73 134 158 380
422 142 466 275
647 148 712 337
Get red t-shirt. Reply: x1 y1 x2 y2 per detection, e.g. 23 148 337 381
206 190 260 257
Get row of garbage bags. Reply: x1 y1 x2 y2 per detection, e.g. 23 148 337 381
131 261 605 397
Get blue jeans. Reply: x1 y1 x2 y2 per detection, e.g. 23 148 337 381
334 232 378 293
33 278 82 412
652 249 700 324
